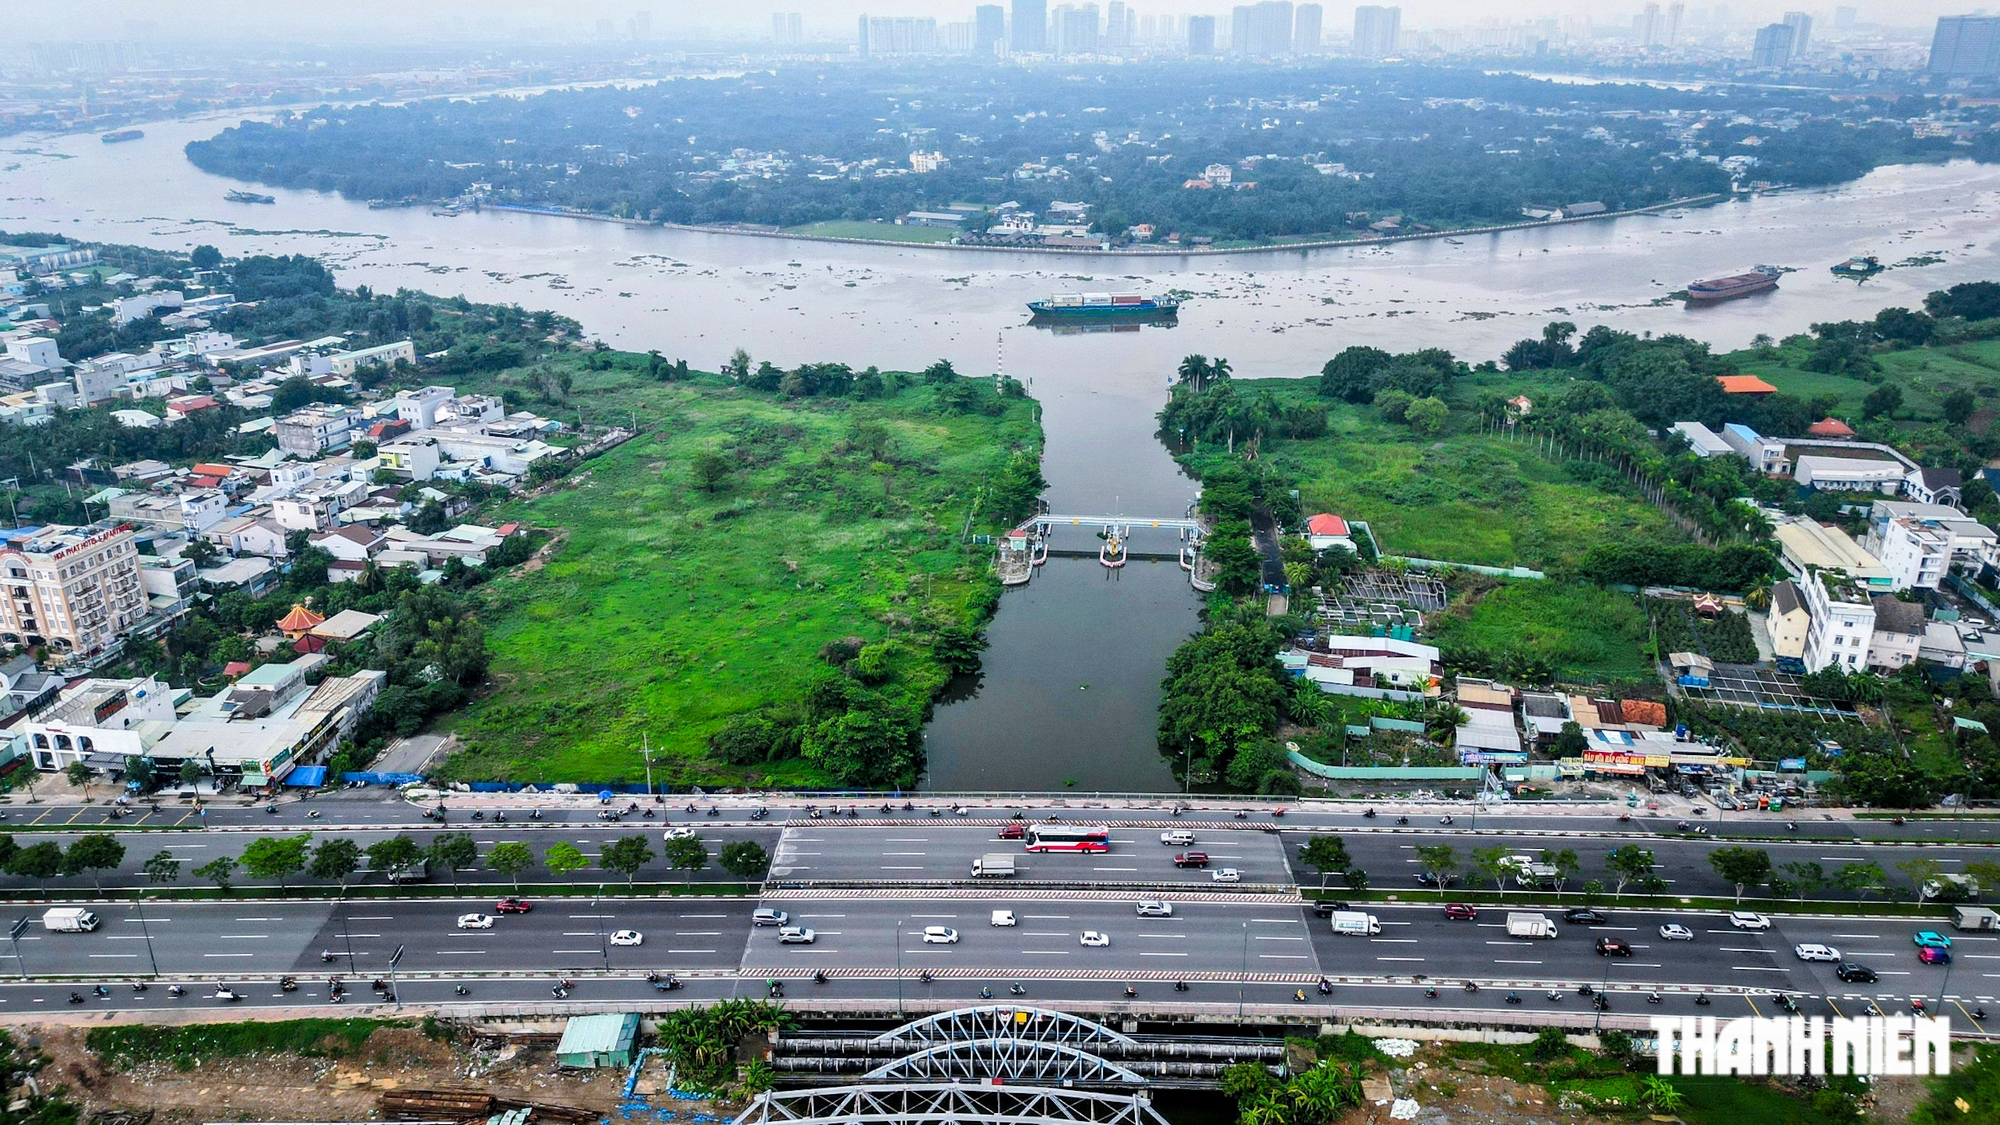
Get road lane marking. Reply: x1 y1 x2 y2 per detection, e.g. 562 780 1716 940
883 852 926 856
882 866 925 870
1022 950 1072 955
1377 957 1426 962
218 934 269 939
1025 932 1070 937
1733 966 1788 972
668 949 717 954
553 948 601 954
203 953 255 958
1494 959 1543 965
1140 952 1188 957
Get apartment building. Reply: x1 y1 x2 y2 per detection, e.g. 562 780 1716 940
274 403 361 457
1801 571 1876 673
0 524 145 654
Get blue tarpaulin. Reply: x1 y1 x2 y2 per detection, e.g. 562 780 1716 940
285 766 328 787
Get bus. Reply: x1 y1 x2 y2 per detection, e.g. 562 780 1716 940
1024 825 1111 853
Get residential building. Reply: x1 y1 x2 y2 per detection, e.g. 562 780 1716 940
106 491 188 531
198 556 278 594
1866 500 1998 569
201 516 290 559
0 654 63 719
1794 455 1906 493
975 4 1006 54
274 403 360 457
1721 423 1789 474
1671 421 1734 458
1012 0 1047 52
1294 3 1322 51
1806 417 1856 439
1773 518 1893 590
1930 15 2000 78
1766 579 1810 660
1716 375 1776 396
136 555 196 619
1868 595 1925 671
271 479 370 532
1782 11 1813 55
1868 516 1954 591
1801 571 1875 673
1353 5 1400 57
0 524 145 655
1303 513 1356 552
1233 2 1295 57
393 385 455 430
1921 622 1968 669
1187 14 1217 53
1904 467 1963 508
18 675 179 772
425 431 562 477
1752 22 1796 68
377 434 441 481
178 489 228 535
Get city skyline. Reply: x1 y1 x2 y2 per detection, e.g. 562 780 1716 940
15 1 1967 42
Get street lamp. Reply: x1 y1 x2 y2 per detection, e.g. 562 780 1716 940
641 734 654 798
341 898 359 976
895 917 906 1017
134 897 160 978
1237 922 1250 1020
593 886 610 972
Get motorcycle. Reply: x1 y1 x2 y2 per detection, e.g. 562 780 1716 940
1647 991 1663 1005
1778 995 1800 1014
766 981 785 998
1233 810 1248 820
471 810 485 821
265 804 278 815
920 971 935 983
1424 987 1438 999
552 985 570 999
1505 992 1522 1005
321 949 336 962
980 986 994 999
494 811 505 822
1592 995 1610 1011
529 809 543 820
1578 984 1595 996
1317 980 1332 996
168 984 185 998
1694 994 1711 1006
371 978 389 992
1616 814 1631 822
1893 816 1907 826
1363 808 1377 819
1974 1007 1989 1022
750 808 767 821
279 976 298 992
1272 808 1286 818
131 980 148 992
1396 816 1410 826
1293 989 1309 1003
67 992 84 1004
813 970 828 984
1125 986 1138 998
1545 990 1562 1002
1440 816 1453 825
1786 821 1798 832
92 985 111 998
307 810 322 820
454 985 471 996
1010 984 1027 996
215 987 242 1002
1463 981 1479 993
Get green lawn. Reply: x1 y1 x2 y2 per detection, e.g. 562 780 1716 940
436 372 1038 785
787 220 958 243
1428 580 1652 680
1249 393 1673 571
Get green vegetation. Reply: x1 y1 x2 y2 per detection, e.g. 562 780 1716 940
786 220 958 243
652 1001 789 1096
1646 598 1761 664
0 1031 79 1125
1913 1042 2000 1125
442 362 1041 787
1429 580 1651 681
86 1019 396 1070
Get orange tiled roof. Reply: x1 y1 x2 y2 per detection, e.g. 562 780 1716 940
276 603 325 635
1716 375 1777 395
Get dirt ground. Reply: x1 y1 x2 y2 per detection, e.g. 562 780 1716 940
1339 1061 1621 1125
17 1023 637 1125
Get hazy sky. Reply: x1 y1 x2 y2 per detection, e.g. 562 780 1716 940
24 1 1953 42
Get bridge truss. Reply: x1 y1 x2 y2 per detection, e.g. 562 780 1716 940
873 1004 1138 1048
862 1038 1148 1084
730 1085 1171 1125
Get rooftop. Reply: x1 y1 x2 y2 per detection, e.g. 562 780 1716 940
1716 375 1777 395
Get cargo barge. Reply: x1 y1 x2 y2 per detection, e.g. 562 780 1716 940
1685 265 1781 303
100 129 144 144
1028 293 1180 320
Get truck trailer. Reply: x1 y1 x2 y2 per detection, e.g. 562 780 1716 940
970 854 1018 878
1505 912 1559 939
42 908 101 933
1330 910 1381 936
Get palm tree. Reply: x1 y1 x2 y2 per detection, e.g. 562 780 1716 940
1282 560 1311 593
1208 356 1232 382
1177 354 1211 387
1425 704 1468 746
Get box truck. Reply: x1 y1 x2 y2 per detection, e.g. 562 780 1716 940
970 854 1018 878
1952 906 2000 932
1506 912 1559 939
42 908 101 933
1330 910 1381 936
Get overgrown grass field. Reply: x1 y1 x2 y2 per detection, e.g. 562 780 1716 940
439 371 1038 784
1429 581 1652 680
1243 386 1674 570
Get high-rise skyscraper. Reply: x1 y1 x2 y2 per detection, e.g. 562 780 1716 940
1055 4 1100 54
1666 3 1684 46
1783 11 1813 55
772 12 803 45
1106 1 1127 48
1295 3 1322 52
1930 16 2000 77
1353 5 1400 57
975 5 1006 54
1011 0 1047 52
1229 2 1293 56
1639 3 1662 46
1751 22 1795 68
1187 14 1217 54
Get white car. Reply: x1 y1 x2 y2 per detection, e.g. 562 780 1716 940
1080 931 1111 947
1211 868 1242 884
1658 923 1695 942
1794 943 1841 962
456 913 495 930
777 926 817 944
1729 911 1773 931
663 827 696 840
1136 900 1174 917
609 929 644 947
1160 830 1195 847
922 926 959 944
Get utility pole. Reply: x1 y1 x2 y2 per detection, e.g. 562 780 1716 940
641 733 654 798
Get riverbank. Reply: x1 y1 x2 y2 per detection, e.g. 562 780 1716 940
484 193 1729 259
436 361 1044 788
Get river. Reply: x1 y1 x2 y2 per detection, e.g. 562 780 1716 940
7 114 2000 791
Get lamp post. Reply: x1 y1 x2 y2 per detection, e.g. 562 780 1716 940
340 898 359 976
641 734 654 798
134 897 160 979
895 917 906 1017
1237 922 1250 1020
593 885 610 972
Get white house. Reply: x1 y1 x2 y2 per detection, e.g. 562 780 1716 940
1766 579 1810 661
1904 467 1963 508
1303 513 1356 553
1672 421 1734 458
1721 423 1790 475
1794 455 1907 493
1801 572 1876 673
202 516 290 559
1867 595 1927 672
1868 517 1954 591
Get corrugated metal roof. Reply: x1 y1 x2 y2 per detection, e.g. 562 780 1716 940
556 1012 638 1057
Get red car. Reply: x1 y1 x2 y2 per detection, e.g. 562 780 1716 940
1444 903 1478 920
1174 852 1210 869
998 824 1025 840
495 897 533 914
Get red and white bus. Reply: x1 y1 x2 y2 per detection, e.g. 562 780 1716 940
1024 825 1111 853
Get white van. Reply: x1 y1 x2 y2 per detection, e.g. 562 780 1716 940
991 910 1017 927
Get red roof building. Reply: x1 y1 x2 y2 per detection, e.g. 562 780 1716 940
1806 417 1856 438
166 395 219 415
275 602 325 639
1716 375 1777 396
1306 514 1349 537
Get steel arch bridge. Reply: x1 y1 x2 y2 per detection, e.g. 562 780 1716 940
872 1005 1138 1048
861 1037 1148 1084
730 1084 1170 1125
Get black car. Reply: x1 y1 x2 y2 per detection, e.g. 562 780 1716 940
1835 963 1879 983
1564 908 1610 925
1594 936 1633 957
1414 872 1459 887
1311 901 1352 916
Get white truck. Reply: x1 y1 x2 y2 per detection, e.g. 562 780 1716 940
970 854 1018 878
1514 863 1560 889
1330 910 1381 936
1506 912 1559 939
1952 906 2000 932
42 907 101 933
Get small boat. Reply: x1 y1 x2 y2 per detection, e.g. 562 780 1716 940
100 129 144 144
1030 532 1048 567
1831 255 1883 278
1099 531 1127 569
225 190 276 204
